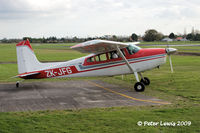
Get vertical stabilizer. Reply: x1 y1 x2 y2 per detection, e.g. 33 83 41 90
16 40 41 74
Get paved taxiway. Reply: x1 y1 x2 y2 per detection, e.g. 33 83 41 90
0 80 169 112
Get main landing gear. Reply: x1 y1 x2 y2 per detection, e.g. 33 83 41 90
114 45 150 92
134 72 150 92
140 77 150 86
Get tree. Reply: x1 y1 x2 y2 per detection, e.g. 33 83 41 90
23 37 32 42
169 33 175 39
143 29 163 42
186 33 194 41
194 34 200 41
131 33 138 41
1 38 8 43
112 35 117 41
42 37 47 43
156 32 164 41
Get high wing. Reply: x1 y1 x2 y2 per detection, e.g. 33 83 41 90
71 39 140 54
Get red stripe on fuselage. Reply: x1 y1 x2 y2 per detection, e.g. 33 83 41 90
19 66 78 79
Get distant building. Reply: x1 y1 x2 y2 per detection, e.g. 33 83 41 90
161 37 173 42
181 38 188 41
175 37 183 41
137 37 143 42
175 37 188 41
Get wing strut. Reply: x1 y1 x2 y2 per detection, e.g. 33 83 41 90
115 45 140 82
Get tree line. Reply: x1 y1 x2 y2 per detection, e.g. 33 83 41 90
1 29 200 43
131 29 200 41
0 35 131 43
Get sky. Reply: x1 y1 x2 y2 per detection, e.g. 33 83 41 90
0 0 200 39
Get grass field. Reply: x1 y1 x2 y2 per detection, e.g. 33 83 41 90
0 106 199 133
0 42 200 132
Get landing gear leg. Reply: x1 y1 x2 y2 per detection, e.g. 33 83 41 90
139 72 150 86
115 46 145 92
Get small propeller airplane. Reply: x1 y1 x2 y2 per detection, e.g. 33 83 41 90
15 39 177 92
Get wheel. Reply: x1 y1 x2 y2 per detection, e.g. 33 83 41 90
134 82 145 92
140 77 150 86
16 82 19 88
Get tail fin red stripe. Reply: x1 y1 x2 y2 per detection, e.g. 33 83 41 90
16 39 33 51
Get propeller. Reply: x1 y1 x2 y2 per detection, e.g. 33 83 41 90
166 46 177 73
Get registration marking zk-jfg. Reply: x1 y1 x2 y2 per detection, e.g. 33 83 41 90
45 67 72 78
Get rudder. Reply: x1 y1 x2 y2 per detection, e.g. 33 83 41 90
16 39 41 74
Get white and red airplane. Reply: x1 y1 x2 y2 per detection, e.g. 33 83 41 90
15 39 177 92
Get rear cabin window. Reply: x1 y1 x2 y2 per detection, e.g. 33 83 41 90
87 57 95 62
86 49 127 63
87 53 108 63
99 53 107 61
96 55 100 62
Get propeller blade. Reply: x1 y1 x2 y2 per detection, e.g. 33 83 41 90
165 47 177 73
168 54 173 73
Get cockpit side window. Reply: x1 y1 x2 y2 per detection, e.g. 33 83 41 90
126 45 140 55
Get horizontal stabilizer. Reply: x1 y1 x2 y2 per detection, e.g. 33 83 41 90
14 72 40 78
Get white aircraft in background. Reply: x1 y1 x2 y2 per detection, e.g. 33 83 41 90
15 39 177 92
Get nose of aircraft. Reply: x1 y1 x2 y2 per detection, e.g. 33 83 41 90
166 48 177 54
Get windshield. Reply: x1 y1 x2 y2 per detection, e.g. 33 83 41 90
126 45 141 55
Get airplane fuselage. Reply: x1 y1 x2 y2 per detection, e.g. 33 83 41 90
18 47 167 79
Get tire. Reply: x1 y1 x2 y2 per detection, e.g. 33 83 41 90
16 82 19 88
134 82 145 92
140 77 150 86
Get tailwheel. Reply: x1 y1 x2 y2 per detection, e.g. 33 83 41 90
140 77 150 86
16 81 19 88
134 82 145 92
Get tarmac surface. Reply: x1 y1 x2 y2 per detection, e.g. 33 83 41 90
0 80 169 112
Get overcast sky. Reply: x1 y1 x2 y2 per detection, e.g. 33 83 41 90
0 0 200 39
